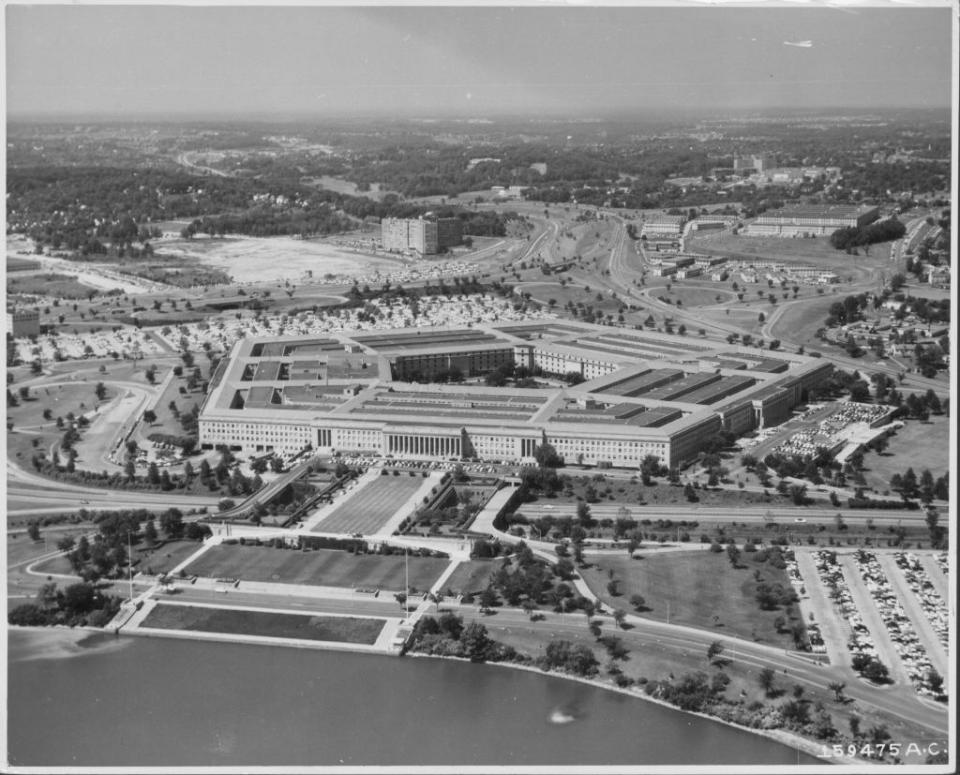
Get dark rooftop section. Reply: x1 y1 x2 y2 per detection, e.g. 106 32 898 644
642 372 721 401
352 330 503 351
597 369 685 397
580 331 709 353
679 375 756 405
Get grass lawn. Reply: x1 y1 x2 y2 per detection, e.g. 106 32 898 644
661 286 736 307
6 526 91 565
765 295 840 346
135 540 206 576
141 603 385 644
7 273 99 298
859 416 950 493
185 544 449 593
441 559 502 597
580 550 802 649
7 381 116 467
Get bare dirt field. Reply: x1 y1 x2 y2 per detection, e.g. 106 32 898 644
155 235 404 283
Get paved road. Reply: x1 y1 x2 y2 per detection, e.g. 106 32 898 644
516 502 931 525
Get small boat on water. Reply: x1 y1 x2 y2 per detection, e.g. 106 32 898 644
549 708 576 725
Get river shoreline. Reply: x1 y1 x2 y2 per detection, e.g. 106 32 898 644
5 624 857 766
406 650 853 766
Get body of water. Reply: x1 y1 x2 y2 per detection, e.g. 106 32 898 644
7 629 819 767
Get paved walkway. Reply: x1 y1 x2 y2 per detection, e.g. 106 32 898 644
468 484 517 535
406 558 462 626
374 472 444 537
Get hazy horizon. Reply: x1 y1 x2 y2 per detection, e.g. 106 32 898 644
5 5 955 119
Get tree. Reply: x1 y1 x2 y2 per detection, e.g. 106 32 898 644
94 382 107 400
143 519 158 545
142 409 157 425
706 640 725 663
629 593 646 611
828 681 846 702
394 591 408 610
27 521 41 542
461 621 493 662
758 667 777 696
612 608 627 629
159 508 184 540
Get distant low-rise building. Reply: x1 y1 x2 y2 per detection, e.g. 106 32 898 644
641 213 685 238
745 204 879 237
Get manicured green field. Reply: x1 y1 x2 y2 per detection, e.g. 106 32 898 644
315 473 427 534
859 416 950 493
581 550 801 649
185 544 449 593
441 559 501 597
141 603 385 644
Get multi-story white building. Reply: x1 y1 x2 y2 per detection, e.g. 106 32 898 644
198 321 833 470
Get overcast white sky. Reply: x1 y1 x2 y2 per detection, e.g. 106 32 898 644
4 3 955 118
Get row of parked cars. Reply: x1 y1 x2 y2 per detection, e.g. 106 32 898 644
852 550 945 699
813 550 881 666
892 552 949 652
783 554 826 654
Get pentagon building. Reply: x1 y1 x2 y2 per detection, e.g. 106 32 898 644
199 321 832 470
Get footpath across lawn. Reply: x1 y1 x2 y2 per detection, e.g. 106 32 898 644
581 549 804 650
141 603 385 644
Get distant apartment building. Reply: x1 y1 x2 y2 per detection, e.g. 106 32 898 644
6 308 40 339
745 205 880 237
380 216 463 256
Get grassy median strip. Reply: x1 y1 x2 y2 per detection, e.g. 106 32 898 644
141 603 385 645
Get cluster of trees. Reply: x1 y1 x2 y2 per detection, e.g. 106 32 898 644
8 160 527 256
8 582 122 628
829 218 906 251
51 508 207 583
825 294 870 328
889 467 948 503
851 653 891 684
538 639 600 677
407 614 513 663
